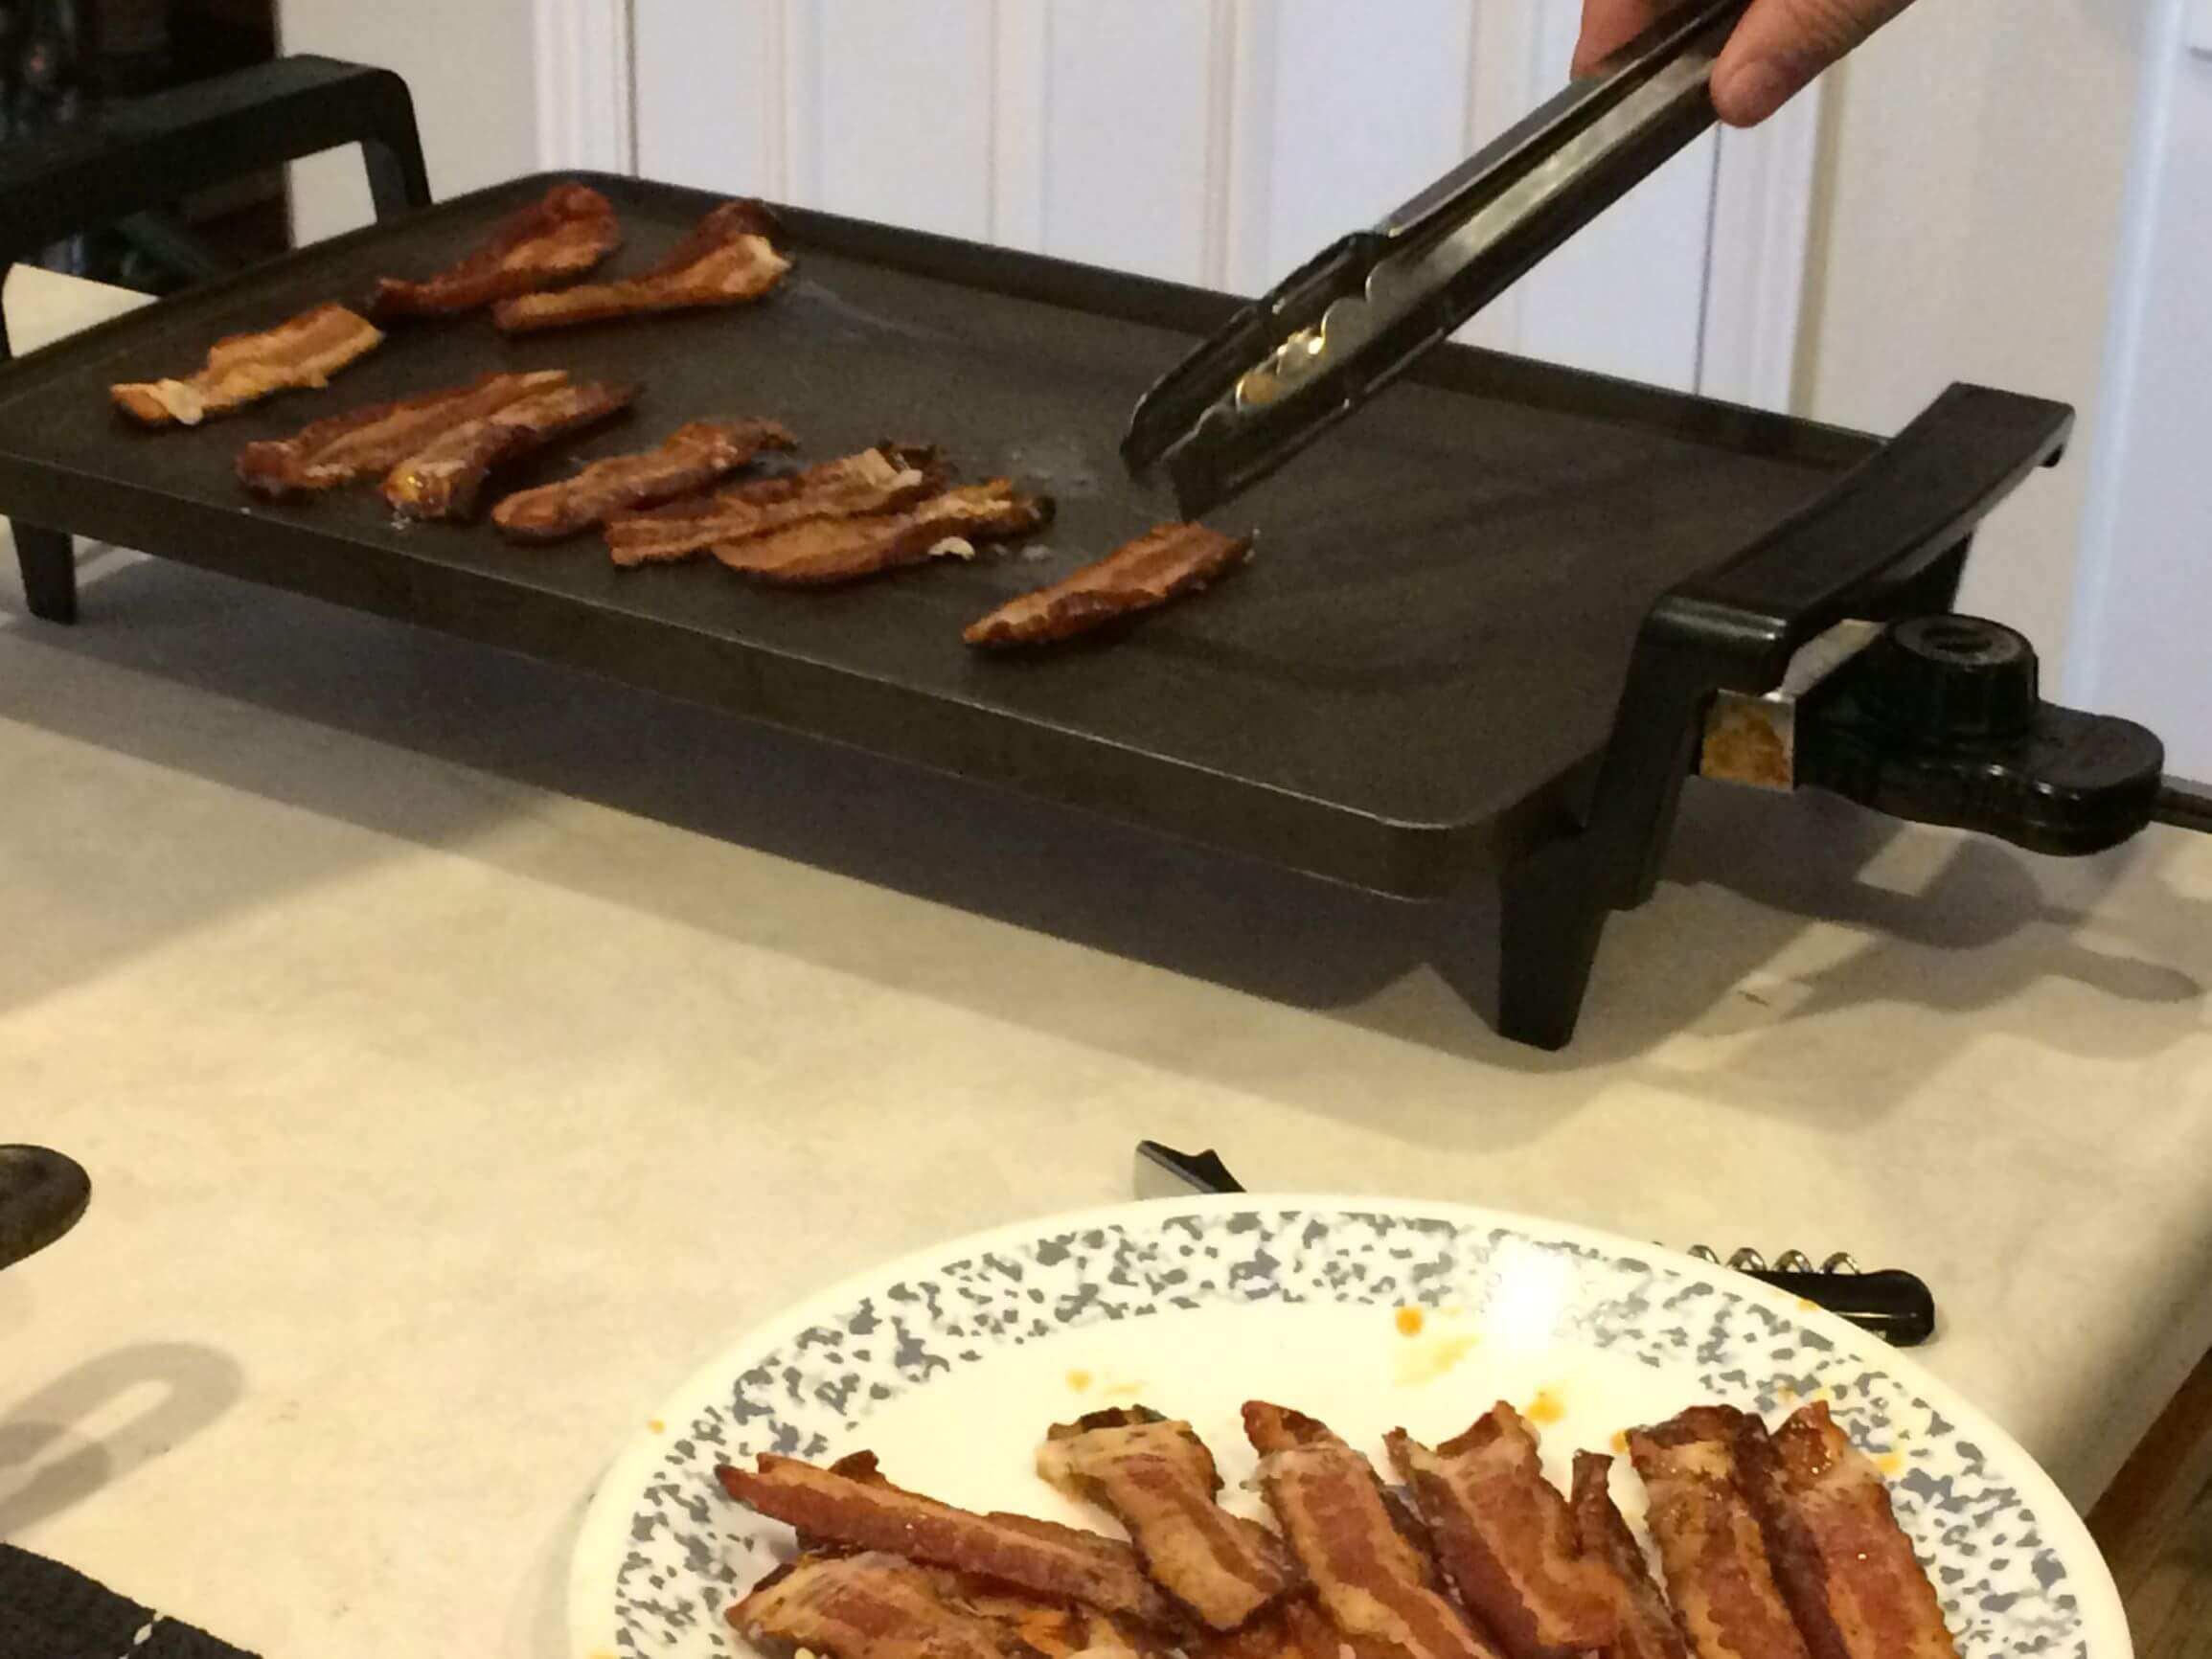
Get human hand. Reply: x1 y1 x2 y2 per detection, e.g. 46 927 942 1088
1573 0 1919 126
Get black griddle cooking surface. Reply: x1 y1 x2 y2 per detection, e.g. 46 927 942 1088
0 172 1874 895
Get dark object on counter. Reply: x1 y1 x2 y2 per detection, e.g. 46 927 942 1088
0 1544 259 1659
0 64 2196 1052
0 1143 89 1270
1135 1142 1937 1347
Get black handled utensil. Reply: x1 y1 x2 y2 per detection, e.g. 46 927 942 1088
1133 1140 1937 1346
1123 0 1751 516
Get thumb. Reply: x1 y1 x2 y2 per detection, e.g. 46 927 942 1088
1710 0 1915 125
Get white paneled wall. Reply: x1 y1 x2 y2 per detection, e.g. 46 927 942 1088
631 0 1720 392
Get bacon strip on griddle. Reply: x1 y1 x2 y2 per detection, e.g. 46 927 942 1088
237 370 570 499
490 419 795 542
366 182 622 319
711 480 1052 586
493 199 790 333
1040 1406 1298 1631
113 303 382 428
605 443 948 568
963 524 1251 648
1627 1409 1813 1659
1570 1452 1690 1659
1745 1403 1958 1659
1243 1401 1505 1659
736 1553 1021 1659
1385 1407 1618 1659
383 380 636 521
718 1453 1177 1627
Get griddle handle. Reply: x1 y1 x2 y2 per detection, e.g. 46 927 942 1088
1497 383 2076 1051
0 55 431 300
1667 384 2075 685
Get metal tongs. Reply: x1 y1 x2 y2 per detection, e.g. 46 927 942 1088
1124 0 1752 517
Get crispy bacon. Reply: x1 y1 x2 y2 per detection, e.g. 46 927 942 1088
1192 1597 1356 1659
963 525 1251 648
936 1573 1166 1659
383 380 636 521
1040 1406 1297 1631
718 1453 1177 1627
1570 1452 1690 1659
736 1553 1021 1659
606 443 948 568
492 199 790 333
1746 1404 1958 1659
1243 1402 1504 1659
1386 1408 1619 1659
710 481 1052 586
490 419 795 542
113 303 382 428
367 182 621 319
236 370 569 499
1627 1409 1812 1659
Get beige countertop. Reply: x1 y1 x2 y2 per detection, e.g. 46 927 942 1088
5 270 2210 1659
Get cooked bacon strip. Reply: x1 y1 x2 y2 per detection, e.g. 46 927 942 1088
1386 1408 1619 1659
383 380 636 521
1193 1597 1355 1659
718 1453 1176 1626
1748 1404 1958 1659
1040 1405 1298 1630
493 199 790 333
1243 1402 1504 1659
936 1573 1165 1659
606 443 948 568
113 303 382 428
1628 1409 1812 1659
736 1553 1019 1659
237 370 570 499
367 183 621 319
963 524 1251 648
1570 1452 1690 1659
711 481 1052 586
490 419 795 542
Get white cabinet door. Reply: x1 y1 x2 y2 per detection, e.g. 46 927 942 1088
2067 0 2212 780
630 0 1723 394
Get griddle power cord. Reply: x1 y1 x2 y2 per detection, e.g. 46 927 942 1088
2155 780 2212 835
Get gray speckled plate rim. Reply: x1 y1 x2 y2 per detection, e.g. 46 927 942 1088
567 1193 2129 1659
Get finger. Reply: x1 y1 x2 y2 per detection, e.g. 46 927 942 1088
1572 0 1668 76
1710 0 1916 125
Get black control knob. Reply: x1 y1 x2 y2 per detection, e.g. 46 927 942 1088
1859 615 2038 745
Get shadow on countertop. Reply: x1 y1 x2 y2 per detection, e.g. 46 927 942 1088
3 550 2204 1148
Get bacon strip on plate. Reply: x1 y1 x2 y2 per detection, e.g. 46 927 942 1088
1743 1403 1958 1659
605 443 948 568
493 199 790 333
962 524 1251 648
366 182 621 319
718 1453 1177 1627
490 418 795 542
113 303 382 428
237 370 570 499
1627 1408 1813 1659
710 480 1051 586
1570 1452 1690 1659
1385 1407 1619 1659
383 380 636 521
1243 1401 1505 1659
1040 1405 1299 1631
736 1553 1020 1659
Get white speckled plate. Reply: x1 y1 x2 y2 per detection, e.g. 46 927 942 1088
570 1197 2127 1659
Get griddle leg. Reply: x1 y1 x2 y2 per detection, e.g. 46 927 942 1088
1496 851 1608 1052
13 525 78 624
